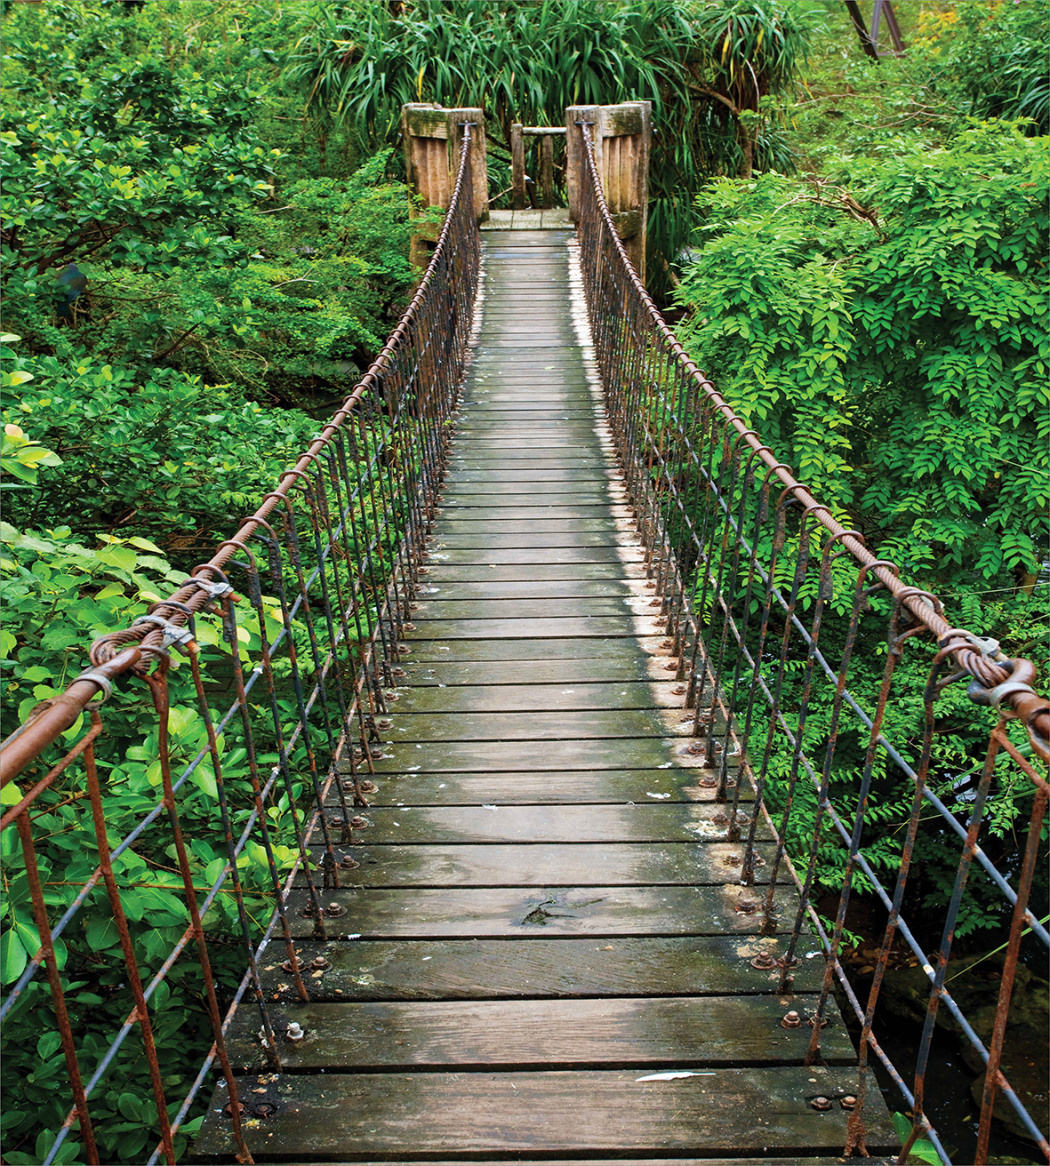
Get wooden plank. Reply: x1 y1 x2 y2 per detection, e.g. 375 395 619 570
415 579 633 600
428 534 627 550
192 1067 897 1159
310 804 759 845
225 995 856 1072
384 709 680 742
372 737 712 772
256 935 815 1001
413 597 639 620
391 680 683 712
336 768 743 806
421 563 639 581
397 636 655 664
436 519 619 535
283 884 791 939
401 616 658 641
279 1160 893 1166
305 842 773 888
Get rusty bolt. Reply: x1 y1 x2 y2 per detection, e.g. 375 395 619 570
840 1095 858 1111
384 691 399 701
417 567 429 575
391 667 407 677
338 855 360 870
403 623 417 632
350 816 368 829
664 661 679 671
810 1096 833 1111
298 904 319 919
286 1022 305 1042
409 603 419 611
397 644 411 654
324 901 347 918
776 954 799 969
686 742 706 755
699 774 719 788
310 956 331 971
672 685 687 696
722 853 740 866
807 1014 829 1029
736 898 757 914
781 1011 802 1029
360 780 378 793
281 959 298 974
750 951 776 970
223 1100 247 1118
375 719 392 730
253 1102 276 1118
645 581 656 589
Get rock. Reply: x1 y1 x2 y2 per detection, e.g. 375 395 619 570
882 951 1048 1146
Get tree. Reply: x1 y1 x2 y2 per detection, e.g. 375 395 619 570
675 120 1049 591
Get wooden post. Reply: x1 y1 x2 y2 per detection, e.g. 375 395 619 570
510 123 526 210
565 104 601 224
539 134 554 210
566 101 651 283
402 104 487 268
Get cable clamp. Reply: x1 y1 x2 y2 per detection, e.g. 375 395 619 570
73 667 114 705
969 676 1040 712
939 630 1002 659
132 614 195 651
185 578 234 600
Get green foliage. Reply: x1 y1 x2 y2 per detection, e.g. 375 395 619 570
676 120 1049 588
921 0 1050 134
287 0 815 292
0 336 319 555
0 520 295 1163
892 1111 942 1165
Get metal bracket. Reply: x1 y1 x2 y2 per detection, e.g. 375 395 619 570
73 667 114 705
185 577 234 600
132 614 195 651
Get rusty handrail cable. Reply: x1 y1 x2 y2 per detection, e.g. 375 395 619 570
0 128 479 1165
574 121 1048 1166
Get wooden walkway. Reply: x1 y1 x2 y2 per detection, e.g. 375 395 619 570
194 230 895 1163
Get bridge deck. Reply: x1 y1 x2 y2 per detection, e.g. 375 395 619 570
194 230 895 1163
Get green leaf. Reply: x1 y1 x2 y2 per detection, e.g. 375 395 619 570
0 929 27 985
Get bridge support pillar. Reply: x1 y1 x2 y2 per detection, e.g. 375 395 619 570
402 104 488 267
566 101 651 282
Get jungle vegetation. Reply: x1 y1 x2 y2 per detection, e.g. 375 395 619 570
0 2 1047 1163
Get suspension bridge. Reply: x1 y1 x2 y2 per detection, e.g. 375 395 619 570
1 106 1047 1166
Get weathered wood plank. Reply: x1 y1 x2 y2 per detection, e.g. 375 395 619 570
412 597 641 620
416 578 633 599
384 708 683 741
226 995 856 1072
284 884 791 939
395 636 658 663
256 935 815 1002
192 1067 896 1159
336 768 742 805
304 842 771 888
403 617 657 641
391 680 684 712
372 737 711 772
312 804 761 845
